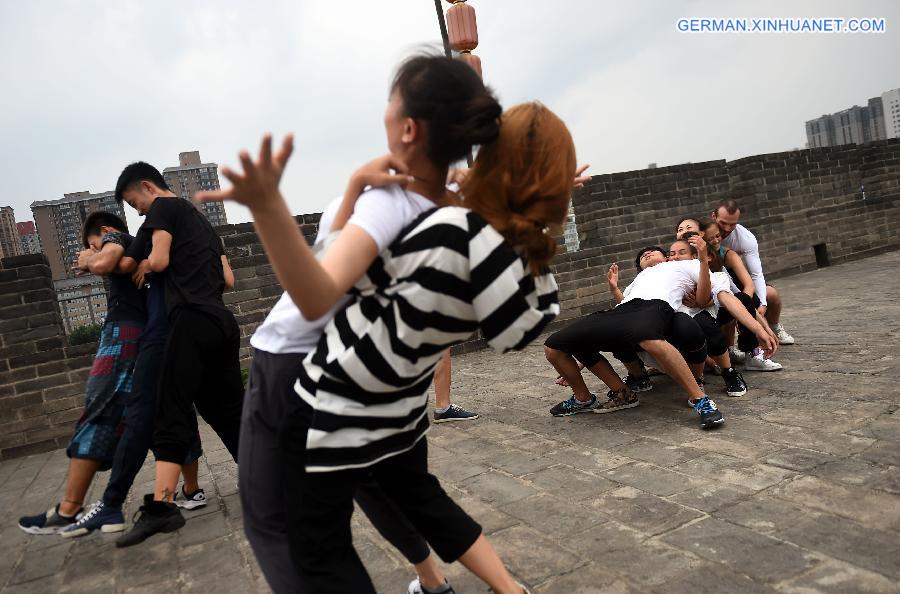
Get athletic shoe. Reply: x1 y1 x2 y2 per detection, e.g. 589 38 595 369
174 486 208 510
407 578 456 594
550 394 598 416
594 388 639 414
18 504 81 535
690 396 724 429
696 376 706 388
624 373 653 393
721 368 748 397
115 494 185 548
772 324 795 345
705 364 723 376
59 500 125 538
728 346 746 364
433 404 479 424
745 351 783 372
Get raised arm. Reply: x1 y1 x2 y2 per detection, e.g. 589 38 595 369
688 235 711 306
607 263 624 304
723 248 755 298
75 241 125 276
197 135 383 321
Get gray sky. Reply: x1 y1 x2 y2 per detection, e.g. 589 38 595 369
2 0 898 231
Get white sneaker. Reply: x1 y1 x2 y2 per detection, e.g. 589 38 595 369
772 324 795 345
728 346 746 364
408 578 456 594
745 352 783 372
174 486 207 510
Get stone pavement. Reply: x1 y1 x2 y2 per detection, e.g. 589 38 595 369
1 252 898 594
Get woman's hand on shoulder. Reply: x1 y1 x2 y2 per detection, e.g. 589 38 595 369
196 134 294 213
349 154 412 194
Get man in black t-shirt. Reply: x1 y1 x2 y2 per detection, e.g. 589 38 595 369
112 162 242 548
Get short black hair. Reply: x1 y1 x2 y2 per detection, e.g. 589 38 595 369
115 161 169 203
82 211 128 247
634 246 666 270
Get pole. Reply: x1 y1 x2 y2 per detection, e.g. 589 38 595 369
434 0 452 58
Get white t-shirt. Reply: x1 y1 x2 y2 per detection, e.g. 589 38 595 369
621 259 702 311
678 271 732 317
250 186 435 354
721 223 767 305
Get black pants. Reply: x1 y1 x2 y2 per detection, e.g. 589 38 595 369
103 341 202 507
693 311 728 357
545 299 686 368
153 308 244 464
240 350 431 594
716 292 759 352
610 310 708 366
282 409 482 594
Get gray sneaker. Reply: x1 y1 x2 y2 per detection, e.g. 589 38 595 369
550 394 599 416
595 388 639 414
18 504 81 535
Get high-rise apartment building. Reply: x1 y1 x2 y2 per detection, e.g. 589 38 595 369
54 275 108 333
163 151 228 227
0 206 23 258
31 191 127 281
16 221 42 255
805 88 899 148
883 88 900 139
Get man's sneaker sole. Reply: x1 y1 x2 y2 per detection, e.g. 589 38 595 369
60 522 126 538
701 416 725 430
433 414 479 424
19 525 62 535
745 361 783 372
175 499 207 510
594 401 639 414
115 514 185 548
725 385 747 397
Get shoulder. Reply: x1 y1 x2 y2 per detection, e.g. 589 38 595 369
101 231 130 249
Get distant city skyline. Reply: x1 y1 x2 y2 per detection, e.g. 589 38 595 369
805 87 899 148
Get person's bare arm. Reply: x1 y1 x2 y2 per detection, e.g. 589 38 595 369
718 292 778 358
221 255 235 290
197 135 382 321
75 242 125 276
724 249 755 298
607 263 624 303
331 155 411 232
688 235 711 307
148 230 172 273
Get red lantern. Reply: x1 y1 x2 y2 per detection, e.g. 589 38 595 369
457 51 482 78
447 2 478 52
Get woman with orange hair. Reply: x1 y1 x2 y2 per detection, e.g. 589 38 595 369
207 94 575 591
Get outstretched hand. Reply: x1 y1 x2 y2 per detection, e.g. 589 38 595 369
687 234 708 262
196 134 294 212
607 263 619 288
573 164 591 189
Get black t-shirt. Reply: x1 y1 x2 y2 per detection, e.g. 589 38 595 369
141 197 230 324
102 232 147 324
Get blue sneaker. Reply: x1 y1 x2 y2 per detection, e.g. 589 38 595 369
550 394 598 416
434 404 479 423
18 504 81 535
691 396 724 429
59 500 125 538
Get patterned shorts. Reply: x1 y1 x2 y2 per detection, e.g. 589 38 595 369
67 321 143 470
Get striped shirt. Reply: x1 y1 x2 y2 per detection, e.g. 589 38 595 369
295 206 559 472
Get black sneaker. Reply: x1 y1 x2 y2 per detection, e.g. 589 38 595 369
624 373 653 393
550 394 598 416
721 367 747 397
434 404 479 423
690 396 724 429
18 504 81 535
115 494 185 548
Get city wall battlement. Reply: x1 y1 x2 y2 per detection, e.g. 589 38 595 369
1 139 898 459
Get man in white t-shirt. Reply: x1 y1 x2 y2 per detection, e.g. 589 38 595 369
713 198 795 346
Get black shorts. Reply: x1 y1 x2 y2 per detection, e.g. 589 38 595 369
545 299 675 366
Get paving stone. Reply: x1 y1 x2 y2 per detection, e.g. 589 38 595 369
771 475 900 530
458 471 537 505
589 486 704 536
564 519 649 554
774 558 900 593
675 455 797 491
763 447 837 471
597 541 709 587
666 482 754 513
660 517 822 583
602 461 703 497
501 493 606 537
488 524 583 585
777 514 900 578
178 510 232 547
614 438 705 467
809 457 900 494
856 440 900 468
523 464 618 502
653 564 781 594
535 563 641 593
9 541 71 585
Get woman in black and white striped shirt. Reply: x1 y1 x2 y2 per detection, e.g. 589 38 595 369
213 103 575 593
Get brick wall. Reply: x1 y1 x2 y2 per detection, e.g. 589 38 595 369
1 139 899 459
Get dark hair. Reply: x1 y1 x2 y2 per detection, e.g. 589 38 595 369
715 198 740 215
634 246 666 269
82 211 127 247
698 217 724 271
391 55 501 167
675 217 700 237
115 162 169 203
